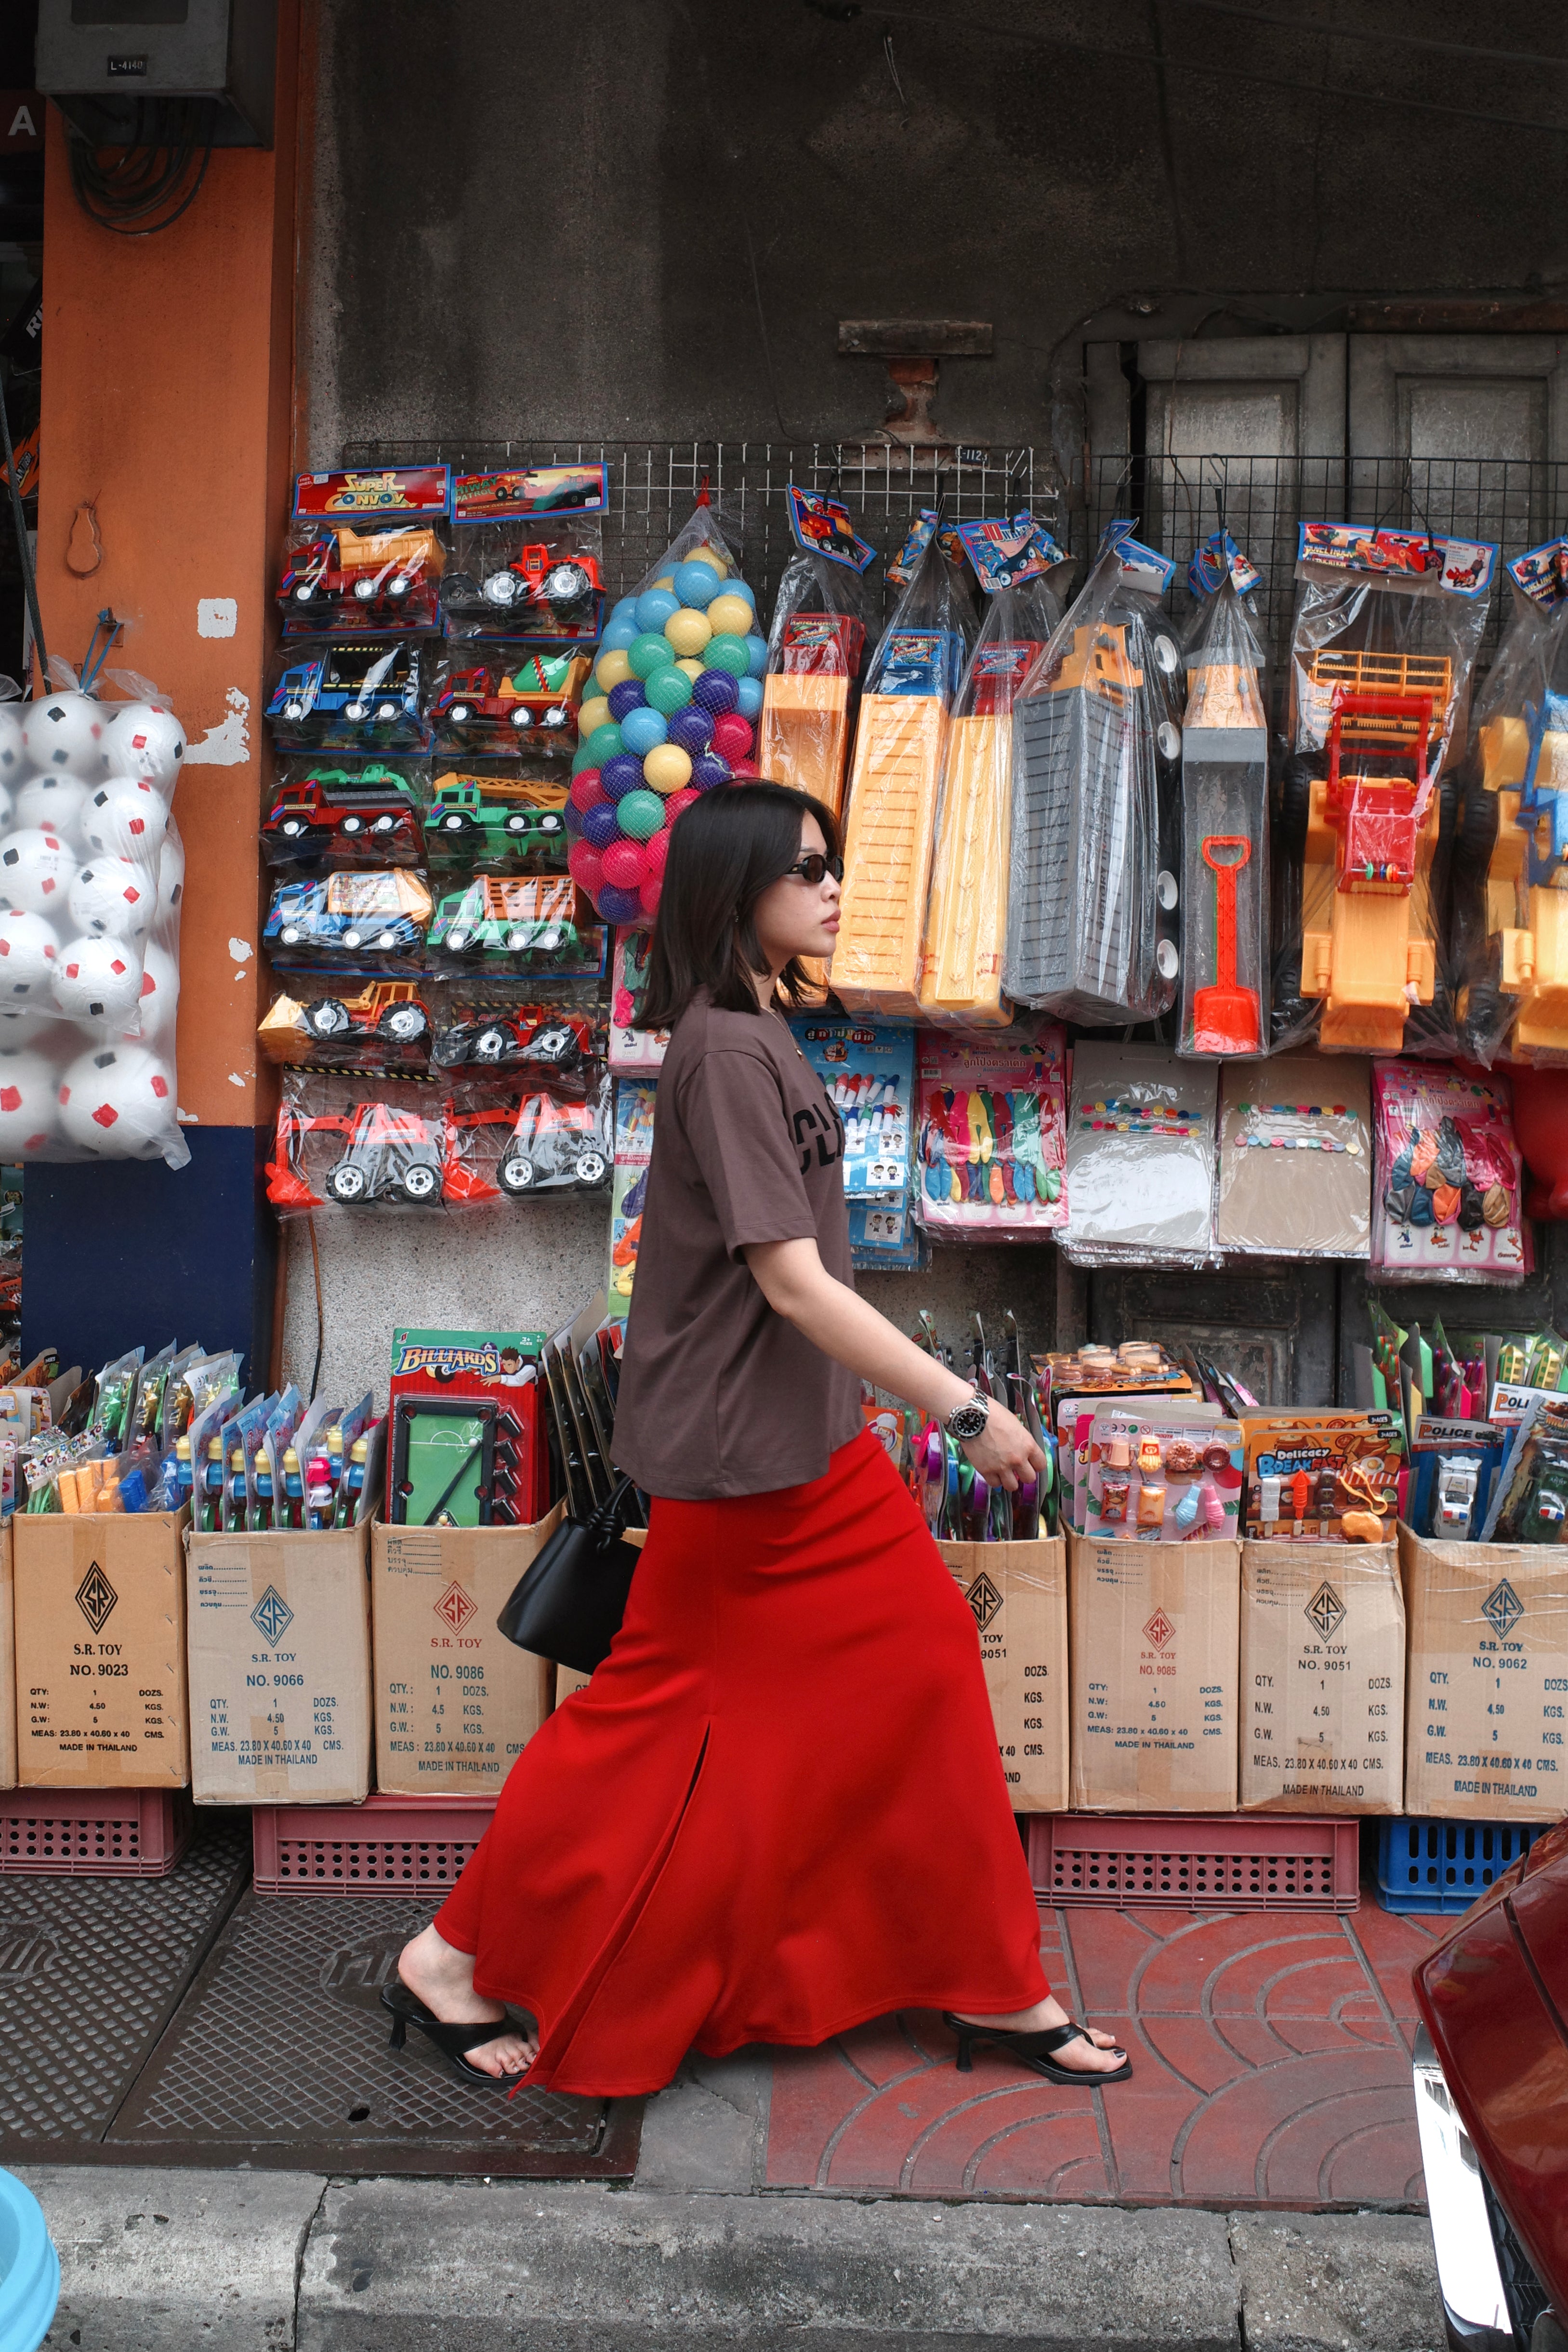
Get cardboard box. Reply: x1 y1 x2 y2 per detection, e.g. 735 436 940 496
1239 1540 1405 1813
1399 1523 1568 1823
185 1523 372 1804
1068 1535 1240 1810
939 1538 1067 1812
372 1513 558 1794
0 1520 14 1790
15 1510 189 1787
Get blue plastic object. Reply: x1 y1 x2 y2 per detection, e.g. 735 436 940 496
0 2170 59 2352
1375 1817 1543 1915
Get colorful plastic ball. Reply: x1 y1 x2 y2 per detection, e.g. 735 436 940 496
0 829 78 915
596 883 644 925
620 707 670 758
685 546 728 579
569 769 606 811
577 696 612 742
599 617 639 653
675 657 704 681
664 788 700 823
0 707 24 785
645 666 694 715
594 648 633 693
667 707 713 756
606 679 647 721
571 743 598 776
0 910 59 997
746 633 768 677
58 1042 175 1156
628 631 676 679
68 858 152 941
581 803 621 850
53 935 145 1024
601 837 649 890
22 692 106 779
707 592 753 638
15 774 90 847
711 712 754 762
726 577 756 609
736 675 764 720
618 789 665 841
135 939 179 1045
664 608 712 659
639 875 663 918
0 1044 57 1151
568 841 606 894
564 800 583 839
585 722 626 768
692 752 733 792
98 701 185 795
730 755 761 779
704 633 750 678
693 667 740 715
643 742 693 795
600 753 646 801
652 572 677 591
674 560 723 609
611 595 640 622
635 589 682 634
644 827 672 877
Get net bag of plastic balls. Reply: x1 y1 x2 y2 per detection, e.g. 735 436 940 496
567 502 768 927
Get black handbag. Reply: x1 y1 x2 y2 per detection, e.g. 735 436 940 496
496 1474 642 1675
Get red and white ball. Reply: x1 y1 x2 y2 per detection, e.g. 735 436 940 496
0 910 59 999
0 829 78 915
154 832 184 929
99 701 186 795
67 858 152 942
0 704 25 787
0 1045 59 1154
82 777 168 863
20 691 106 778
14 774 90 846
58 1042 176 1156
52 936 145 1024
133 938 178 1044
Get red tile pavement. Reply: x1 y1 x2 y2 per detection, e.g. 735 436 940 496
764 1897 1445 2207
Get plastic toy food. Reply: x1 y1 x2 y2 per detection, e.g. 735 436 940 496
262 766 423 864
267 641 429 750
278 524 445 631
426 772 567 860
431 1003 593 1071
264 869 432 960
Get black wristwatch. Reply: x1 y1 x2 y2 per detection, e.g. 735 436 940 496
945 1388 992 1443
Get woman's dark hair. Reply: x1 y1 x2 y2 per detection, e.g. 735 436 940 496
640 781 841 1029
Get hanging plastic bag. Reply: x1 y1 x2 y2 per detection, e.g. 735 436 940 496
1271 521 1495 1057
1003 525 1182 1026
1177 554 1269 1057
1369 1059 1528 1286
1450 544 1568 1067
832 527 974 1018
917 579 1060 1029
1061 1042 1218 1268
759 553 872 818
443 464 609 644
277 466 450 637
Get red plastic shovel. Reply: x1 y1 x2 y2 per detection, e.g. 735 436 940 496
1193 835 1261 1053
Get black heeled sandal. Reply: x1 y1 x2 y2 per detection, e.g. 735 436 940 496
381 1978 532 2084
942 2011 1132 2085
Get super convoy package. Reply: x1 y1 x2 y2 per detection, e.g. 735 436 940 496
277 466 450 637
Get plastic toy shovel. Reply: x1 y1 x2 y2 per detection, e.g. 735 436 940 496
1194 835 1260 1053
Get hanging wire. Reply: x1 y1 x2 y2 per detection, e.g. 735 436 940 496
65 100 215 236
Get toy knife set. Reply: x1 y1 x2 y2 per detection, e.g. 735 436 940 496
387 1325 548 1526
1370 1060 1526 1283
1063 1043 1219 1266
1238 1408 1405 1543
915 1028 1067 1237
1075 1404 1242 1542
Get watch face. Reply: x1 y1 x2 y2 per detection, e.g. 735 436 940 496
949 1402 989 1439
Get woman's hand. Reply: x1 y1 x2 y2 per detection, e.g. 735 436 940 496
958 1399 1046 1493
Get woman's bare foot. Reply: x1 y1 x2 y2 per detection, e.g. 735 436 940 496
396 1923 538 2079
954 1994 1126 2075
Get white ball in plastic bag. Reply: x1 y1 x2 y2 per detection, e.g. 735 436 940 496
135 938 179 1043
154 831 184 927
82 777 168 863
21 691 107 777
0 705 25 787
0 909 59 999
14 774 90 845
68 858 153 941
53 935 145 1023
58 1040 175 1155
0 1044 60 1153
99 701 186 794
0 828 78 915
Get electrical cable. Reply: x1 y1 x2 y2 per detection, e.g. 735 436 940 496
0 368 47 688
66 98 214 236
1163 0 1568 74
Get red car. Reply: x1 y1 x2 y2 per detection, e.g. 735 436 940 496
1412 1816 1568 2352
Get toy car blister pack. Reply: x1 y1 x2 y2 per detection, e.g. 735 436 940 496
1178 558 1269 1056
915 1026 1067 1237
425 873 604 976
1404 1414 1506 1542
430 994 595 1074
1062 1042 1217 1268
1082 1404 1242 1541
1370 1059 1527 1284
431 647 592 757
258 976 435 1070
262 760 427 870
267 640 432 752
425 769 568 871
443 467 609 643
264 869 432 965
757 489 875 819
279 467 451 636
443 1066 611 1202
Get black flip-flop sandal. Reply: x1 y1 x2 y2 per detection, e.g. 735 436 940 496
381 1978 532 2084
942 2010 1132 2085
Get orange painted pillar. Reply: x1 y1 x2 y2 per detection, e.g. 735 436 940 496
23 8 301 1376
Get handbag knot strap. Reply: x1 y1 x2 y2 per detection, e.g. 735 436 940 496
586 1472 637 1544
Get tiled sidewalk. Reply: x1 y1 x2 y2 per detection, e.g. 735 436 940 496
766 1899 1442 2207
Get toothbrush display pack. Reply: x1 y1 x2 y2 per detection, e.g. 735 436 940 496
1063 1043 1218 1267
915 1029 1067 1238
791 1015 918 1268
1370 1061 1527 1284
1080 1405 1243 1542
1214 1054 1372 1259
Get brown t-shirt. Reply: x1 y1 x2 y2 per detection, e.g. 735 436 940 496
611 991 864 1501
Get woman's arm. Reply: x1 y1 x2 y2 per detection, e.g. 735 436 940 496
743 1236 1046 1490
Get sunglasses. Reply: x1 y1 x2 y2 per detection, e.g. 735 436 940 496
784 853 844 885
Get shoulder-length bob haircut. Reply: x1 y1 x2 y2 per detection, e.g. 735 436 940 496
639 781 841 1030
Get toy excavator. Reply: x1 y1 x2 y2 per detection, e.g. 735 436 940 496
1462 694 1568 1058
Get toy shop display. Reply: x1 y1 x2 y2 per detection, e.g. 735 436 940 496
431 646 593 756
1003 524 1182 1026
425 874 604 974
444 1070 612 1201
443 465 609 643
267 640 432 752
1370 1060 1527 1284
915 1027 1068 1238
833 528 973 1017
1238 1407 1406 1543
565 502 764 928
607 927 669 1074
757 489 875 818
278 466 451 636
918 582 1053 1029
424 769 568 870
607 1078 655 1319
1481 1391 1568 1540
262 760 427 869
264 869 432 965
0 684 188 1169
1178 562 1269 1057
258 977 434 1070
1213 1054 1371 1260
1062 1043 1218 1267
1272 521 1495 1057
1080 1404 1243 1542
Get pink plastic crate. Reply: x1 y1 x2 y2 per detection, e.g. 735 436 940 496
252 1791 496 1895
0 1787 193 1877
1028 1811 1360 1913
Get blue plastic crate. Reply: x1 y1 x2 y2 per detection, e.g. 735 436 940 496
1376 1817 1543 1915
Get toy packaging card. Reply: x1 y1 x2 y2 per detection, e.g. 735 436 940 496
293 466 451 522
281 474 450 635
1081 1404 1241 1542
1370 1061 1527 1284
953 513 1070 594
1063 1044 1218 1268
1214 1054 1371 1260
1480 1391 1568 1541
606 1080 655 1321
1406 1414 1505 1542
388 1326 547 1526
849 1198 926 1273
450 464 608 522
608 928 670 1074
789 1016 913 1202
1239 1408 1406 1543
915 1029 1067 1236
785 485 876 572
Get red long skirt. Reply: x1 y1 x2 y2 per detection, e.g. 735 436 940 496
434 1426 1050 2095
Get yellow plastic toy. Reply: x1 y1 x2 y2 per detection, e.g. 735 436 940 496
759 615 866 818
1472 703 1568 1056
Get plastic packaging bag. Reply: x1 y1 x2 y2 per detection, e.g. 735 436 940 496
833 528 974 1017
918 581 1058 1028
914 1026 1068 1239
425 767 568 872
1178 571 1269 1056
1062 1042 1218 1268
258 975 437 1070
1370 1059 1528 1284
443 468 606 643
425 873 604 978
759 549 872 817
278 465 450 637
1003 527 1182 1026
1272 523 1496 1057
430 645 591 758
262 758 427 870
263 869 432 967
267 1072 452 1214
1213 1053 1371 1259
430 993 595 1075
267 639 432 753
567 502 764 927
444 1067 611 1202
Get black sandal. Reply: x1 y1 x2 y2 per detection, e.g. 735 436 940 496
942 2011 1132 2085
381 1978 532 2083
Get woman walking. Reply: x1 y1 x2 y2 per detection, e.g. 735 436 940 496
390 782 1129 2095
